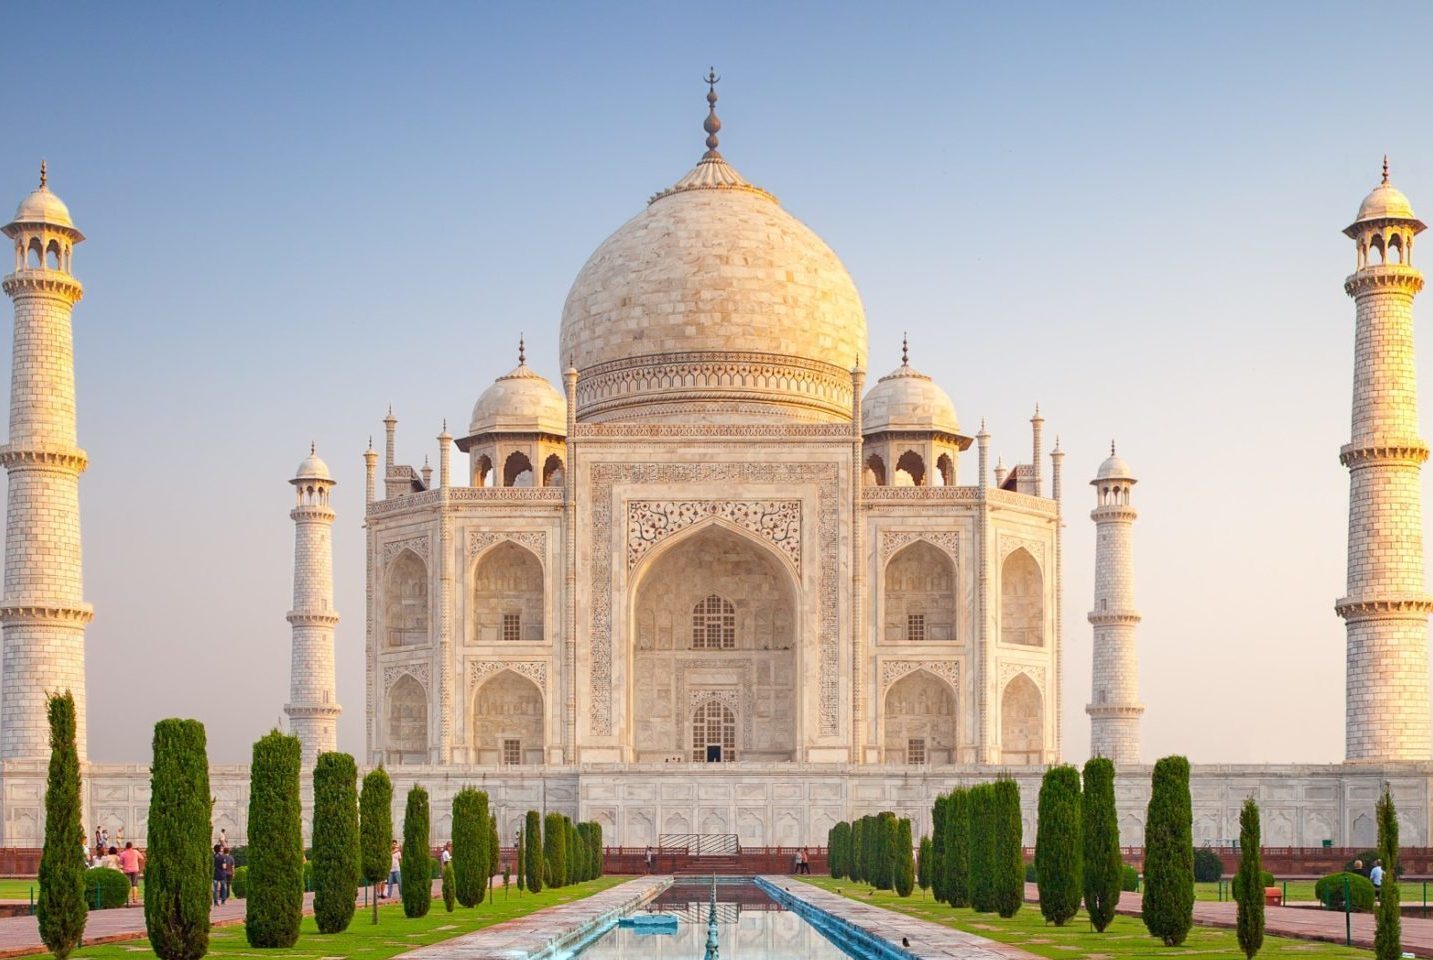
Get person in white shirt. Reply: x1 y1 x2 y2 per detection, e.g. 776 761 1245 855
1370 859 1385 898
387 841 401 899
441 842 452 866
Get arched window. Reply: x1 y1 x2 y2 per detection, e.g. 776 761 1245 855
864 453 886 486
504 451 534 487
474 455 494 487
387 674 428 763
1000 548 1044 646
691 594 736 649
1000 673 1043 763
894 450 925 487
26 238 41 269
45 239 60 270
1390 233 1405 264
691 699 736 762
542 454 565 487
936 453 954 487
885 540 955 643
384 550 428 647
1370 233 1386 265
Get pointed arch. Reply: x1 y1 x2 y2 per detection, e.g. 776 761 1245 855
474 454 494 487
999 672 1043 763
384 549 429 647
472 669 544 765
935 453 954 486
503 451 534 487
1000 547 1044 646
44 238 60 270
864 453 887 486
690 697 736 762
387 674 428 763
884 540 955 643
882 668 956 763
472 539 544 644
541 453 565 487
894 450 925 486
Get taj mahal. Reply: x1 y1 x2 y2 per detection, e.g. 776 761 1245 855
0 80 1428 852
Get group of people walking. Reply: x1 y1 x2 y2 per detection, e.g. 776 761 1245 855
88 825 144 905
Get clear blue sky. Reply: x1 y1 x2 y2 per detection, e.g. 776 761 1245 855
5 2 1431 764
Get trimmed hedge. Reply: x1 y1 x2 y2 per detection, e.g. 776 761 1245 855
358 768 392 924
1082 758 1123 931
1316 872 1375 911
524 811 543 894
231 866 249 899
1235 797 1264 960
452 787 488 907
917 835 932 892
1143 756 1194 946
401 785 432 918
441 863 455 912
893 818 915 897
1035 765 1082 926
245 731 303 949
38 692 86 959
1121 864 1140 891
1194 847 1224 882
992 778 1024 918
311 752 360 934
144 719 212 960
968 784 995 912
543 812 566 887
851 818 866 883
930 794 949 902
946 788 970 908
86 868 130 910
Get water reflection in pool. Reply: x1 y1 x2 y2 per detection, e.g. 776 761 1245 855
575 880 863 960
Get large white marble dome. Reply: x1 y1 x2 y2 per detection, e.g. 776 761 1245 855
560 122 868 424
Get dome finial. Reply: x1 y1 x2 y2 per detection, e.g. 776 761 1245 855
518 332 526 365
702 67 722 159
1383 155 1391 185
310 441 316 456
901 332 909 366
38 160 47 189
1111 439 1117 456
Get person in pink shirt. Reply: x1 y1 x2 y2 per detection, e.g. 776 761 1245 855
118 842 143 904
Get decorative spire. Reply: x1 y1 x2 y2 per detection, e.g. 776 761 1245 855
38 160 47 189
367 436 373 451
901 332 909 366
703 67 722 159
310 441 316 455
1111 439 1117 455
979 417 987 434
1383 154 1390 185
518 333 526 365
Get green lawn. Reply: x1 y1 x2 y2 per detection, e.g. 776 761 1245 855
1196 879 1431 906
798 876 1372 959
67 877 625 960
0 878 39 900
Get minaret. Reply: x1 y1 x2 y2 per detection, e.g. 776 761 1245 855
1030 405 1044 496
0 165 92 761
1338 159 1432 762
286 446 340 764
1086 443 1143 764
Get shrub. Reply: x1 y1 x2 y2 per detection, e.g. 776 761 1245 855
968 784 995 912
1376 787 1400 960
524 811 543 894
893 818 915 897
311 752 359 934
850 817 866 883
993 778 1024 918
144 719 212 960
245 731 303 949
1232 869 1276 900
590 821 604 878
1194 847 1224 882
452 788 488 907
572 821 589 882
566 819 580 883
358 768 393 924
230 866 249 899
1235 797 1264 960
1025 861 1038 882
515 822 525 892
86 868 130 910
874 812 897 890
946 788 970 908
930 794 949 902
38 692 86 959
1035 764 1082 926
543 812 566 887
1143 756 1194 946
401 785 432 918
917 835 932 892
441 863 455 912
1083 758 1123 931
1315 872 1375 911
829 822 848 878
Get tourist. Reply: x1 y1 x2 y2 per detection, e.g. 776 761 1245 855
441 841 452 867
386 840 401 898
644 846 654 873
1353 858 1364 876
800 848 810 874
103 846 120 870
118 842 142 904
1371 859 1384 899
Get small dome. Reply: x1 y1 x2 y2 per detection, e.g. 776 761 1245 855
13 185 74 228
294 447 332 482
1354 182 1417 224
1095 446 1134 482
469 359 567 436
862 355 959 436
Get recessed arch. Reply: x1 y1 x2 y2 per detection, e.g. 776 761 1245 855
1000 547 1044 646
472 669 544 765
26 237 41 269
541 453 565 487
472 540 544 644
44 239 60 270
384 549 428 647
864 453 887 486
999 672 1043 763
894 450 925 487
474 454 494 487
935 453 954 487
690 697 736 762
884 540 955 643
503 451 534 487
883 668 956 763
387 674 428 764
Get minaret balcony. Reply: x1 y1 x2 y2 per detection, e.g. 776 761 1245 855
1340 440 1429 467
1090 504 1137 522
1087 610 1141 626
286 610 340 627
1335 595 1433 621
1085 703 1145 719
2 270 82 303
1346 263 1424 297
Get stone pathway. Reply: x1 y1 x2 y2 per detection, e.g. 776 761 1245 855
1025 882 1433 957
393 876 669 959
0 881 438 958
775 877 1040 959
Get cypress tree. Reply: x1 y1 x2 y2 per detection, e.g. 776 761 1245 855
566 818 580 883
544 812 566 887
1081 757 1122 932
830 822 850 878
524 811 543 894
37 692 85 960
400 785 432 918
917 835 933 893
1143 755 1194 946
969 784 996 912
874 812 897 889
930 794 949 903
144 719 211 960
311 752 360 934
850 817 865 883
591 821 604 877
488 814 500 894
993 778 1024 918
1035 764 1083 925
946 788 971 908
572 822 588 882
893 818 915 897
441 863 455 912
452 788 488 907
1376 787 1400 960
515 823 525 892
1236 797 1264 960
245 731 304 948
358 768 393 924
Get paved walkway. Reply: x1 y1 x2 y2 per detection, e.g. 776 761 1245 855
778 877 1039 960
0 880 439 958
1025 882 1433 957
394 876 669 960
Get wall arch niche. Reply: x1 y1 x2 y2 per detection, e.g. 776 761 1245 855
629 523 798 762
473 541 544 644
884 541 955 643
1000 672 1043 763
471 670 544 765
883 669 956 764
1000 548 1044 646
386 674 428 764
385 550 429 647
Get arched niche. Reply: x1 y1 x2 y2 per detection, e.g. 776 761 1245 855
629 522 798 762
690 697 737 762
473 541 544 644
894 450 925 487
884 540 955 643
504 451 534 487
1000 672 1043 764
472 670 544 765
542 454 565 487
1000 548 1044 646
384 550 429 648
883 669 956 763
864 453 886 486
474 455 494 487
387 674 428 764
